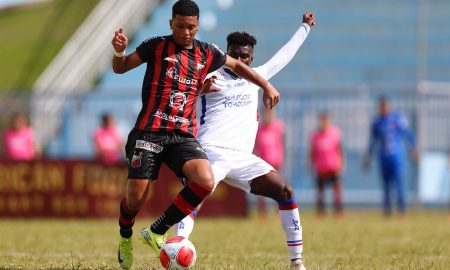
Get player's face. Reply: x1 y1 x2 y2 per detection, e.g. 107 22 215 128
227 44 254 66
170 15 199 48
379 100 390 116
319 114 329 130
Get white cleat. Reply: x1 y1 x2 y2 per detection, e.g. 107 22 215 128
290 258 306 270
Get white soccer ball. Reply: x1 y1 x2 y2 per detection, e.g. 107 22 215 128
159 236 197 270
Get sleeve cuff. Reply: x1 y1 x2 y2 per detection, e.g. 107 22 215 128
301 22 311 33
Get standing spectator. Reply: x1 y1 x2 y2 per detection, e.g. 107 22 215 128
364 97 418 218
93 113 124 165
309 112 344 218
254 107 286 220
2 113 38 161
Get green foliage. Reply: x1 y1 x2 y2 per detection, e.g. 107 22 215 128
0 0 99 91
0 210 448 269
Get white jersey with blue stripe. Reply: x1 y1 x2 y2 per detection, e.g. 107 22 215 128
197 23 311 153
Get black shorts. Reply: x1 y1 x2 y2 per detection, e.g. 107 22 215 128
316 171 340 184
125 128 208 180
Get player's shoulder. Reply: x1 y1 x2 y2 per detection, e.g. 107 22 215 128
195 40 225 54
391 111 405 119
329 124 341 133
139 35 169 46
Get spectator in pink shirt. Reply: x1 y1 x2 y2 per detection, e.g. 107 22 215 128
254 108 285 219
309 112 344 217
93 113 124 165
3 113 38 161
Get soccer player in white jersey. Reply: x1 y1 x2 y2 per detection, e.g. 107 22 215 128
175 12 315 270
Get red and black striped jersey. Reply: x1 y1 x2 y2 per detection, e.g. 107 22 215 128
134 35 226 137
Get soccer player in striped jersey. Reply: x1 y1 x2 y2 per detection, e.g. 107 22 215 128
112 1 280 269
175 12 316 270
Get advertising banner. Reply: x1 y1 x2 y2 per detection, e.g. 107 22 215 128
0 160 247 218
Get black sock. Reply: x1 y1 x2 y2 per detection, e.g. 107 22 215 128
119 197 137 238
150 182 211 235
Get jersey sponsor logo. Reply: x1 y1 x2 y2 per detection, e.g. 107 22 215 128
223 94 253 108
196 62 206 70
196 146 206 153
135 140 163 153
292 219 300 231
166 67 198 85
131 152 143 168
164 57 178 63
169 91 188 111
155 109 190 124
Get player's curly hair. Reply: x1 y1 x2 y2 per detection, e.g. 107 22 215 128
172 0 200 18
226 31 257 49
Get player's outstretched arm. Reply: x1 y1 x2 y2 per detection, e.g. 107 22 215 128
112 28 143 74
261 12 316 80
224 55 280 109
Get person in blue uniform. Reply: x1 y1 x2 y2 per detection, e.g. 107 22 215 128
364 96 418 217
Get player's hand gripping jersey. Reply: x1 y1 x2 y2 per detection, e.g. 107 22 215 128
197 23 311 152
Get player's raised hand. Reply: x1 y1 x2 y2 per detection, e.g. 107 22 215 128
303 12 316 27
262 83 280 110
112 28 128 53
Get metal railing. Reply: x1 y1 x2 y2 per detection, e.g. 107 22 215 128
31 0 160 150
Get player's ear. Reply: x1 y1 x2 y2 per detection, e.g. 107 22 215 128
169 19 173 30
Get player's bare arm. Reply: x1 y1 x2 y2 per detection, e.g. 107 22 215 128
224 55 280 109
112 28 143 74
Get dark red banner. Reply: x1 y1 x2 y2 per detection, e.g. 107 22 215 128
0 160 247 218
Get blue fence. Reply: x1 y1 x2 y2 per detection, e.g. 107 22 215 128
38 86 450 206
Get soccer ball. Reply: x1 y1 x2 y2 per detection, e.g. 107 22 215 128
160 236 197 270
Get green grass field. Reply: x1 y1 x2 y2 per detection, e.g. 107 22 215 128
0 210 449 270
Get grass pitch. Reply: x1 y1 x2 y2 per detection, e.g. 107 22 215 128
0 210 448 270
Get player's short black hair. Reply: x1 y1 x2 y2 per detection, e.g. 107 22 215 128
101 112 113 124
226 31 257 49
378 95 389 103
172 0 200 18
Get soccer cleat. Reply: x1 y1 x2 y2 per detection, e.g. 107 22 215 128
118 237 133 270
139 227 168 256
290 258 306 270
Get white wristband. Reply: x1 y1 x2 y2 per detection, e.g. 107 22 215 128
114 50 125 57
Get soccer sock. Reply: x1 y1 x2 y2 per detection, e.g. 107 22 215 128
151 182 210 235
174 210 197 238
278 198 303 260
119 197 138 238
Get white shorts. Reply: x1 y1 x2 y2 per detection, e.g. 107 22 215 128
204 146 275 193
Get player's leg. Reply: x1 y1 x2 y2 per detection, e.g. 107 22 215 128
249 172 304 263
142 137 214 254
226 154 304 267
330 173 344 217
175 147 229 239
380 163 392 217
392 162 405 216
316 175 326 217
118 129 162 269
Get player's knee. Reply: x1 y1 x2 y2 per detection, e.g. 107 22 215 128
126 191 147 212
277 183 294 202
191 171 215 192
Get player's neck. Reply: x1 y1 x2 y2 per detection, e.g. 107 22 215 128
223 67 239 79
